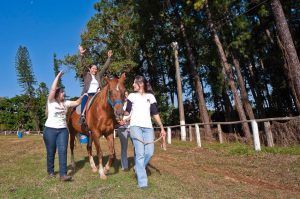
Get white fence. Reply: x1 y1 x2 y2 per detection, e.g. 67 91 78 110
2 115 299 151
155 115 300 151
0 131 42 136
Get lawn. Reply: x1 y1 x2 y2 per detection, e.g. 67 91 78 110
0 135 299 198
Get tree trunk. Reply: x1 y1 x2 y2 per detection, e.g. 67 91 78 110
244 61 266 118
172 42 187 141
231 54 255 120
222 88 234 133
206 5 251 140
271 0 300 110
276 34 300 112
178 20 212 138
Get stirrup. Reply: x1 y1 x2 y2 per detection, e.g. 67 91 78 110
78 115 86 125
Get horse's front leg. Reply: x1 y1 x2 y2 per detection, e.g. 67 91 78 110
93 135 107 180
87 139 97 173
104 133 116 174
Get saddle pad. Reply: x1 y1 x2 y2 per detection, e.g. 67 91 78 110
75 105 81 114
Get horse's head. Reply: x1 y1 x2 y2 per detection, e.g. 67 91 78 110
105 73 126 121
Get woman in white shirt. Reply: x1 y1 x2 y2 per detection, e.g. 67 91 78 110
44 71 85 181
125 75 166 189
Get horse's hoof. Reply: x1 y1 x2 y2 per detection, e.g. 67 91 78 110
100 175 107 180
104 168 109 175
92 167 98 173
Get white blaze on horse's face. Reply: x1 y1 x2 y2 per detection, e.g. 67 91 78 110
116 83 119 91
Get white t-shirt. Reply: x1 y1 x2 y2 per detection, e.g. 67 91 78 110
45 100 72 128
127 93 157 128
87 75 99 93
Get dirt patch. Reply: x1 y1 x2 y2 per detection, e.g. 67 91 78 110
150 144 300 196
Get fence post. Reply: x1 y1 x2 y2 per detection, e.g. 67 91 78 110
167 127 171 144
264 122 274 147
195 124 201 147
217 124 223 144
251 120 261 151
189 125 193 141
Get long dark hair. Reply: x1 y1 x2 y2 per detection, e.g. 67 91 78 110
134 75 153 94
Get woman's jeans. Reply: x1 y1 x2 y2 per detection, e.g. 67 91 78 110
81 93 95 113
130 126 154 188
43 127 69 177
116 125 130 170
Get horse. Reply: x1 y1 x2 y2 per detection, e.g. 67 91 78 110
67 73 126 179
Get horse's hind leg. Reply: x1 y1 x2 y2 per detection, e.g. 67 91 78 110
93 135 107 179
87 139 97 173
104 133 116 174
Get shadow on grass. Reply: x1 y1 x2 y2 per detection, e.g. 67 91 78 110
68 155 137 176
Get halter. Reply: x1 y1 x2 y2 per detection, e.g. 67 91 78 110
107 83 123 108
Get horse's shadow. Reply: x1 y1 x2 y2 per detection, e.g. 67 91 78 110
67 155 135 176
68 155 162 176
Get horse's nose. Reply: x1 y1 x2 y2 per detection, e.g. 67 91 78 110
115 109 124 117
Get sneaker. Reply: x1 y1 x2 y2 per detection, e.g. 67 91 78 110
48 173 55 178
60 175 72 182
139 186 148 190
78 115 85 125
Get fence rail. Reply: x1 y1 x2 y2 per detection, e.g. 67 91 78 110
154 115 300 151
0 131 42 135
2 115 299 151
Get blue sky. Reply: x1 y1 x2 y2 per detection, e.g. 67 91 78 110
0 0 98 98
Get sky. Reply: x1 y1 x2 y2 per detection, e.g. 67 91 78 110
0 0 99 98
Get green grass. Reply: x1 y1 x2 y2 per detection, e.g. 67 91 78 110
204 142 300 156
1 136 299 198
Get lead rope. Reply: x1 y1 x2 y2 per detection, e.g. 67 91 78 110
134 135 167 150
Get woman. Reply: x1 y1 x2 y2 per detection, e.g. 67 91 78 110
116 91 131 171
44 71 86 181
79 48 113 124
125 76 166 189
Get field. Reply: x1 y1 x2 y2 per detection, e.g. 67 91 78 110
0 135 299 199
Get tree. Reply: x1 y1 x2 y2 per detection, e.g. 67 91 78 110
270 0 300 111
206 4 251 140
15 46 36 96
15 46 40 130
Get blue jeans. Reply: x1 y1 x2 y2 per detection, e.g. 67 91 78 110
130 126 154 188
116 125 131 170
43 127 69 177
81 93 95 113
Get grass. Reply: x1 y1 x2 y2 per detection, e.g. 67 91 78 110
0 135 300 198
204 142 300 156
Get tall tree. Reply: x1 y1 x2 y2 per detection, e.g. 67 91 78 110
15 46 39 130
206 4 251 140
271 0 300 111
15 46 36 97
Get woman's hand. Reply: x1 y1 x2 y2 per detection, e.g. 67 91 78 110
58 70 64 78
79 45 86 56
160 128 167 150
107 50 113 58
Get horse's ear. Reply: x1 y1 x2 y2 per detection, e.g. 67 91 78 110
120 73 126 82
103 76 109 83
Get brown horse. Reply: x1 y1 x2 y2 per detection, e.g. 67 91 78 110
67 73 126 179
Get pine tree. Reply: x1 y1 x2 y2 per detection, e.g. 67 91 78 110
15 46 39 130
15 46 36 97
